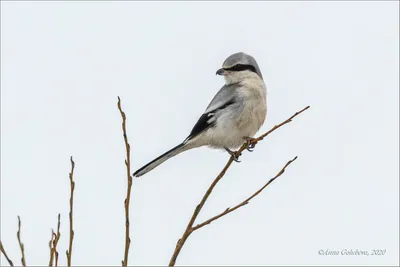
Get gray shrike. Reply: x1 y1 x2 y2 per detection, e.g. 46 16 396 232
133 52 267 177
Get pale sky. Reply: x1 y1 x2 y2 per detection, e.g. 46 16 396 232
1 1 399 266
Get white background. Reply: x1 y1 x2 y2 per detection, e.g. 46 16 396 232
1 1 399 266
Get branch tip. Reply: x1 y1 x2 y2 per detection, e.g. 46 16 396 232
118 97 133 266
67 158 75 266
16 216 26 266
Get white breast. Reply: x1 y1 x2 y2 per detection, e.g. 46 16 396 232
236 78 267 135
195 78 267 149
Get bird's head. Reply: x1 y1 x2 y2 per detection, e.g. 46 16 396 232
216 52 263 85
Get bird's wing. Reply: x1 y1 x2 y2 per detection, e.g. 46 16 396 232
185 84 238 142
204 84 238 113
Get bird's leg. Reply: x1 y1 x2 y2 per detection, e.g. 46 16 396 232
243 136 257 152
224 147 241 162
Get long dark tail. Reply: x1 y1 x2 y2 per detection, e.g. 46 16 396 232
133 143 188 177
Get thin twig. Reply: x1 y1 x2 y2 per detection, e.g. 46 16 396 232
255 105 310 143
169 156 236 266
192 156 297 231
118 97 133 267
0 240 14 266
54 214 61 267
17 216 26 267
66 157 75 267
49 214 61 266
48 230 55 266
169 106 310 266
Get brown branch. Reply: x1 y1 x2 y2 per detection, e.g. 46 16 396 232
254 105 310 143
118 97 133 267
54 214 61 267
66 157 75 267
17 216 26 267
169 157 236 266
48 230 55 266
192 156 297 231
0 240 14 266
49 214 61 266
169 105 310 266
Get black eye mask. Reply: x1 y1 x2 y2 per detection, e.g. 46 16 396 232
224 64 257 74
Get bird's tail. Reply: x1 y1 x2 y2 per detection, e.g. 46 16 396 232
133 143 189 177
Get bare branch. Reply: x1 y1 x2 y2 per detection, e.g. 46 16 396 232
169 106 310 266
169 156 236 266
192 156 297 231
255 105 310 142
0 241 14 266
118 97 133 266
17 216 26 267
49 214 61 266
54 214 61 267
48 230 55 266
66 157 75 267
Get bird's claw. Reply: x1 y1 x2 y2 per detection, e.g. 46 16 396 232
225 147 241 162
243 136 257 152
232 152 241 162
246 143 256 152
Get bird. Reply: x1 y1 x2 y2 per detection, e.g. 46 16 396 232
133 52 267 178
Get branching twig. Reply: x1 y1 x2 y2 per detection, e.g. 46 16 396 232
66 157 75 267
49 214 61 266
192 156 297 231
54 214 61 267
169 106 310 266
48 231 55 266
17 216 26 267
254 105 310 143
169 156 236 266
0 240 14 266
118 97 133 266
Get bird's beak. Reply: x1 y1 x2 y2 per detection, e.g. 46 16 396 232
216 68 226 76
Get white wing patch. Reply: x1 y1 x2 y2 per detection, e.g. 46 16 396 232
207 116 216 124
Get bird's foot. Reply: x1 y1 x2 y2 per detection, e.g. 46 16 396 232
224 147 241 162
243 136 257 152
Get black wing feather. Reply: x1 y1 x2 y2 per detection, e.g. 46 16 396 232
186 98 236 141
